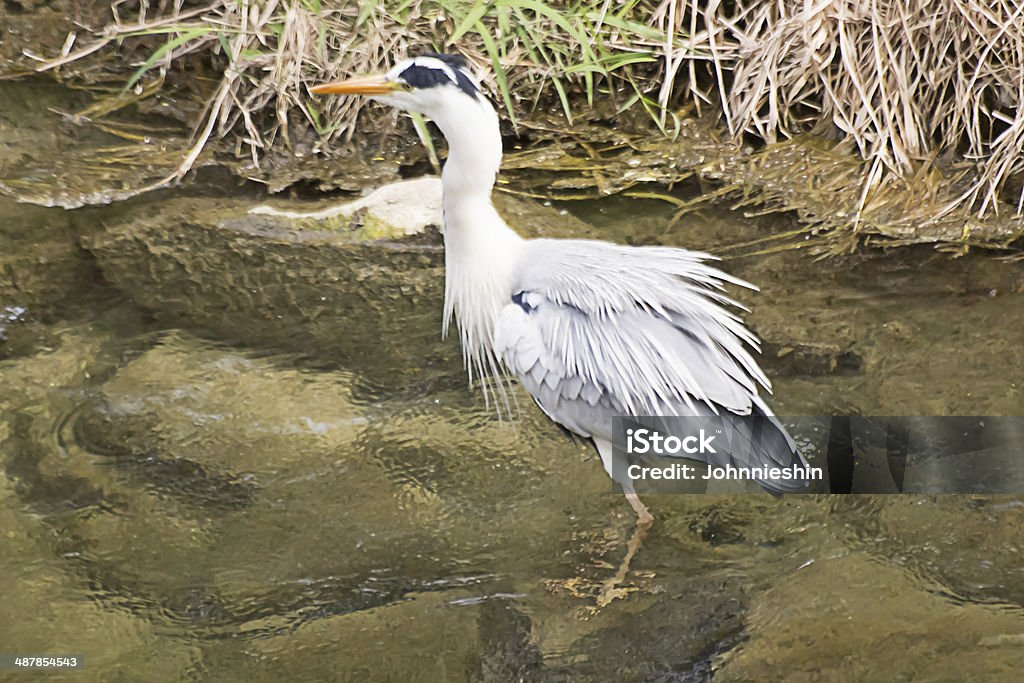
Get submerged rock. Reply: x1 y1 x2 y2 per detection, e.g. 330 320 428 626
18 330 602 642
717 550 1024 681
85 180 595 384
7 328 765 681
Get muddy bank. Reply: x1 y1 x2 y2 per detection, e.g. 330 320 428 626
0 79 200 208
502 120 1024 251
3 72 1021 252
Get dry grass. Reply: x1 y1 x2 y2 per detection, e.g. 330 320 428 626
32 1 688 182
703 0 1024 222
23 1 1024 248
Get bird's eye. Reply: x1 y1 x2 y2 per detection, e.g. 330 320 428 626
396 81 414 92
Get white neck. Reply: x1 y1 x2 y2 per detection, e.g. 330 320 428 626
428 93 524 390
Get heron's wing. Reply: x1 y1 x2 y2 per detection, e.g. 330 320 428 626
494 238 769 418
493 239 808 492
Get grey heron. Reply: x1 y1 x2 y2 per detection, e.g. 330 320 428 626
312 53 809 604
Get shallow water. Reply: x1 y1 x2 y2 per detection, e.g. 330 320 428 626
2 173 1024 683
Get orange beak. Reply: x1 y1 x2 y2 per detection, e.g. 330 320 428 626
310 75 399 96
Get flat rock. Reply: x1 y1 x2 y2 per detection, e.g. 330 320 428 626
85 180 595 385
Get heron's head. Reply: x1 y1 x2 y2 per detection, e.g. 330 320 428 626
311 53 486 120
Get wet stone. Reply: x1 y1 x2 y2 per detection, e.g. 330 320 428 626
84 180 596 388
0 197 100 313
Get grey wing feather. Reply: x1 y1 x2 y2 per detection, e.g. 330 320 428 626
493 238 809 492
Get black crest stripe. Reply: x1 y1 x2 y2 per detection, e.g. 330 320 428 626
400 64 453 89
399 53 480 98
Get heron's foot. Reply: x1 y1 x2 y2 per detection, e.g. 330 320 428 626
595 581 633 608
595 501 654 608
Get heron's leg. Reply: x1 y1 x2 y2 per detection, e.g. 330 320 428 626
589 438 655 606
625 491 653 525
596 486 654 607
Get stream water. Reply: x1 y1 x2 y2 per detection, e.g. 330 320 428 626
2 163 1024 680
